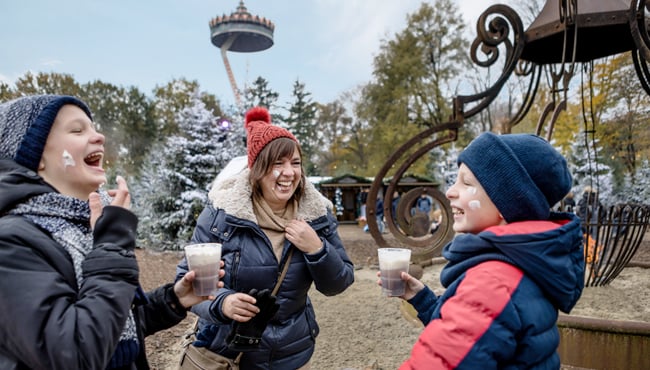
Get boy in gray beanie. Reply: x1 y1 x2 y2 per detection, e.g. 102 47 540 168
0 95 222 369
0 95 92 171
380 132 584 369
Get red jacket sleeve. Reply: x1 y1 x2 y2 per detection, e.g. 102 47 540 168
400 261 523 369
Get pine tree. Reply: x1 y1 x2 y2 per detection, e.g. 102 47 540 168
134 90 245 249
284 79 319 175
567 130 614 204
618 159 650 204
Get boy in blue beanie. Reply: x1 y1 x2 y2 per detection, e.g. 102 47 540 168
381 132 585 369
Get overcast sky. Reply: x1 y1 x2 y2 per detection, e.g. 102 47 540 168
1 0 500 107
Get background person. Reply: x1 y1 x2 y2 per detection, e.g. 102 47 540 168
0 95 221 370
563 191 576 213
176 106 354 369
576 186 604 238
380 132 584 369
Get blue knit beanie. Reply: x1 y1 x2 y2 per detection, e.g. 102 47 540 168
457 132 572 223
0 95 92 171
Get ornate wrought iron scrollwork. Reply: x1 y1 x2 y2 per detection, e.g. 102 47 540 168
630 0 650 60
630 0 650 95
365 122 460 262
456 5 526 121
583 204 650 286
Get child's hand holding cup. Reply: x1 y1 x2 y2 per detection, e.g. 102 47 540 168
377 248 411 297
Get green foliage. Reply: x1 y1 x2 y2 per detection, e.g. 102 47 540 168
152 78 224 136
284 79 319 175
353 0 470 179
243 76 279 112
313 99 353 176
13 71 84 96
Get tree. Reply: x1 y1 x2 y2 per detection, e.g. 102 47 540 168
325 88 374 176
314 99 353 176
356 0 471 179
599 53 650 179
12 71 83 97
152 78 224 137
567 130 614 204
80 81 158 178
284 79 319 174
617 159 650 204
134 90 245 249
0 82 18 101
243 76 279 112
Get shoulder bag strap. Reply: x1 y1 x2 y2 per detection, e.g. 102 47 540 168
272 247 293 296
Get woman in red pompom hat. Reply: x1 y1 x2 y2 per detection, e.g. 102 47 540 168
177 106 354 369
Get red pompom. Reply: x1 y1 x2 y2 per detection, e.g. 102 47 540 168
245 106 271 127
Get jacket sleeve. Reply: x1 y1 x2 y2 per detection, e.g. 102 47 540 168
305 212 354 296
400 261 523 370
407 285 439 325
0 207 140 370
175 206 233 324
138 283 188 336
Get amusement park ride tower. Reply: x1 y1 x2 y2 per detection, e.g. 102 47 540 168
209 1 275 108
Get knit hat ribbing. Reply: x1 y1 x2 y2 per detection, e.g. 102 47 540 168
457 132 572 223
245 106 298 168
0 95 93 171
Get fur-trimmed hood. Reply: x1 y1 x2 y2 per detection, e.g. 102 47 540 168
207 168 333 223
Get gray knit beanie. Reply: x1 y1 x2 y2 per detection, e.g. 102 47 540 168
0 95 92 171
458 132 572 223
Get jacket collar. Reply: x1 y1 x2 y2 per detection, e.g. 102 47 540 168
207 168 332 223
0 159 56 214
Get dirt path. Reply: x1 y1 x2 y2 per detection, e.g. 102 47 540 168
138 225 650 370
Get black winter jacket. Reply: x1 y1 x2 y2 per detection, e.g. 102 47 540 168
0 159 187 370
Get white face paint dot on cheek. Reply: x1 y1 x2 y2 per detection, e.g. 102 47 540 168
468 200 481 210
468 186 477 195
273 170 280 178
62 150 76 168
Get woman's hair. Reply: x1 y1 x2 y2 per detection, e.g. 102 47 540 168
250 137 306 203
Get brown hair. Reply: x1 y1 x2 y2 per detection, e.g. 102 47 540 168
249 137 306 203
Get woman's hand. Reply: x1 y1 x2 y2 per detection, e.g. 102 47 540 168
377 270 425 301
222 292 260 322
89 175 131 229
285 219 322 254
174 260 226 308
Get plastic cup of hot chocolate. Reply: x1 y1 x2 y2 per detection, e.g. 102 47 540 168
378 248 411 297
184 243 222 296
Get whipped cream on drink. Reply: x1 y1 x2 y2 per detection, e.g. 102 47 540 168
186 244 221 266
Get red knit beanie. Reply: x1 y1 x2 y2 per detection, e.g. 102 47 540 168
245 106 298 168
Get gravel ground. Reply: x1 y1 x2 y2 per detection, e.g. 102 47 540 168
137 225 650 370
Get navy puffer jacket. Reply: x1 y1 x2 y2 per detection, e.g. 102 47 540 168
403 215 584 369
176 169 354 369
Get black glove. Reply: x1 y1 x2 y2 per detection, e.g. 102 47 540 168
226 288 279 351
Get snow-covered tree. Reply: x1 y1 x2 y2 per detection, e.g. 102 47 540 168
134 90 245 250
433 144 459 192
567 130 614 204
617 159 650 204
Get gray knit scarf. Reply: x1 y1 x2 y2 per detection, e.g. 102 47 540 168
8 192 138 352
